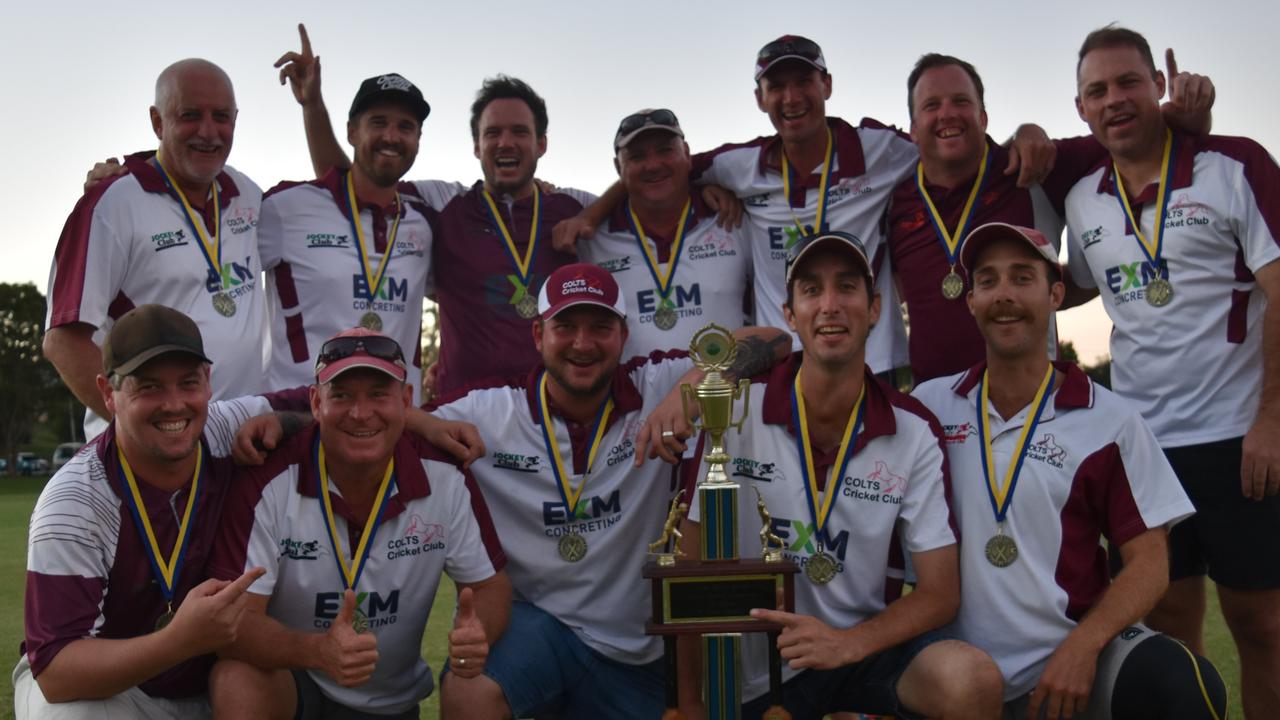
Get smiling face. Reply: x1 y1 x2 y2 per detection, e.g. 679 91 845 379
311 368 411 474
1076 44 1166 163
784 247 880 372
615 130 692 212
474 97 546 197
101 354 211 475
756 62 832 148
533 305 627 406
910 63 988 171
966 238 1065 362
348 101 421 188
150 61 237 198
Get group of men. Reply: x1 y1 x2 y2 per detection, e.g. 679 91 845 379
21 18 1278 720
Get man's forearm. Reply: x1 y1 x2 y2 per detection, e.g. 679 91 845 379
1067 529 1168 654
35 633 193 703
42 324 109 419
219 609 324 671
301 98 350 177
727 327 791 380
842 572 958 661
465 573 513 644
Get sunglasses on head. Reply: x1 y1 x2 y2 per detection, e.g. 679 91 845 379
316 336 405 367
617 109 680 139
757 37 823 65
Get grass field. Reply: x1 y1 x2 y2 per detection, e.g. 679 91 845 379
0 477 1246 719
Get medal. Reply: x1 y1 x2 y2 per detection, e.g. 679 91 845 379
781 126 836 235
515 294 539 319
537 371 614 562
345 172 402 327
792 368 865 586
1113 130 1177 309
941 270 965 300
352 606 371 634
314 437 396 624
653 304 678 331
154 154 229 310
116 443 203 637
359 311 383 331
482 186 544 320
805 550 838 584
211 291 236 317
627 199 693 332
1145 277 1174 307
976 365 1055 570
916 143 990 299
984 531 1019 568
557 533 589 562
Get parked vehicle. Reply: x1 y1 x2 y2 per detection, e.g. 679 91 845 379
51 442 86 472
16 452 38 475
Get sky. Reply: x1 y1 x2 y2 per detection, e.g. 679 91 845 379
3 0 1276 365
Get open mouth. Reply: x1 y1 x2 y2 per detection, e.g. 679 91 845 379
815 325 848 336
936 127 964 139
494 157 520 170
154 419 191 434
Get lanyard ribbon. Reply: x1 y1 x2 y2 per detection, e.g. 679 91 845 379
344 171 402 301
482 186 542 301
315 438 396 591
537 371 614 515
976 365 1055 524
627 199 692 308
154 153 222 285
915 142 990 268
117 443 203 604
781 126 835 235
791 370 865 548
1112 129 1175 276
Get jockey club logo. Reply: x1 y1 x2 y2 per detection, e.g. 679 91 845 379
942 422 978 445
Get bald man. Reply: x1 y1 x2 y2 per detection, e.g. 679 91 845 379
45 58 268 441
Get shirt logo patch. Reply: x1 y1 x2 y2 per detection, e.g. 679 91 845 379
224 206 258 235
280 537 322 560
150 228 189 250
493 451 542 473
307 232 351 248
1027 433 1067 468
842 463 904 505
1080 226 1108 249
686 232 737 261
598 256 632 274
942 422 977 445
386 514 446 559
732 457 785 483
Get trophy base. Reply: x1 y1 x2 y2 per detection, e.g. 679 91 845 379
654 553 679 567
644 558 799 635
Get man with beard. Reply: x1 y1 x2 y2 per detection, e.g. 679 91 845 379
258 72 439 404
426 263 789 719
45 59 267 440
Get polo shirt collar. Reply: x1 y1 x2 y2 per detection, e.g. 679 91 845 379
124 150 241 208
761 351 898 453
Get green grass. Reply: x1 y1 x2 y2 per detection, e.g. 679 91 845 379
0 479 1245 719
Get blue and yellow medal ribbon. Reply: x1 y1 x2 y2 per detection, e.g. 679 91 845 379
1112 129 1175 278
781 126 835 235
315 438 396 591
537 371 614 516
791 370 865 549
976 365 1055 524
482 185 542 304
154 153 221 284
627 198 692 311
117 443 203 605
344 171 402 302
915 142 990 268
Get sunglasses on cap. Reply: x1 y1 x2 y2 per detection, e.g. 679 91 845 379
616 109 680 139
757 36 824 65
316 336 405 367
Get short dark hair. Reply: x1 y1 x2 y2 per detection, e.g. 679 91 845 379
470 75 548 141
906 53 985 120
1077 24 1158 80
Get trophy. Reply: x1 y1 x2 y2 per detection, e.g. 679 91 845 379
644 325 798 720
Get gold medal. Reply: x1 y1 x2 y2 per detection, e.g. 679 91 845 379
515 293 539 319
1145 278 1174 307
352 606 371 634
211 292 236 317
941 270 965 300
805 551 838 584
653 305 678 331
155 604 175 631
557 533 588 562
984 531 1019 568
359 311 383 331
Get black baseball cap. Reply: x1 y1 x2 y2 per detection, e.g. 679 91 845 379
348 73 431 122
102 304 212 377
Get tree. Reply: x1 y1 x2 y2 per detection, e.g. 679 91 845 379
0 284 74 465
1058 340 1111 389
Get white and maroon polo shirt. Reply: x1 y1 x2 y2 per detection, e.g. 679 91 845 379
429 351 694 665
46 151 267 437
912 362 1193 699
687 353 957 702
259 169 436 402
579 192 749 358
210 427 504 714
1065 131 1280 446
22 395 273 699
691 117 916 372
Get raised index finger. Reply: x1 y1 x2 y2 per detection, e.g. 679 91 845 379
298 23 313 59
218 566 267 599
1165 48 1179 80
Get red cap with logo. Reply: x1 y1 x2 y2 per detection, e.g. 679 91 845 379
536 263 628 320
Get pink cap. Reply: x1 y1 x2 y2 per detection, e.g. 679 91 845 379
537 263 628 320
314 327 408 384
960 222 1062 278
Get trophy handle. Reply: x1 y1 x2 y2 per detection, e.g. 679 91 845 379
730 378 750 433
680 383 700 432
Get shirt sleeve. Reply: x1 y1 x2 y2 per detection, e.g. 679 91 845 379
897 414 958 554
412 180 468 211
442 465 506 583
256 195 285 271
46 183 133 330
1065 213 1099 289
209 467 283 597
1226 140 1280 274
1109 408 1196 542
202 395 274 458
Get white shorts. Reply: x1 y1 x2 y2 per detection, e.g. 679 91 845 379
12 654 211 720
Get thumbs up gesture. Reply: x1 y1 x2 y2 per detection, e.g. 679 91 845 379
320 589 379 687
448 587 489 678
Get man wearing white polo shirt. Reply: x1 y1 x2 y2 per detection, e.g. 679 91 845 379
913 222 1226 719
